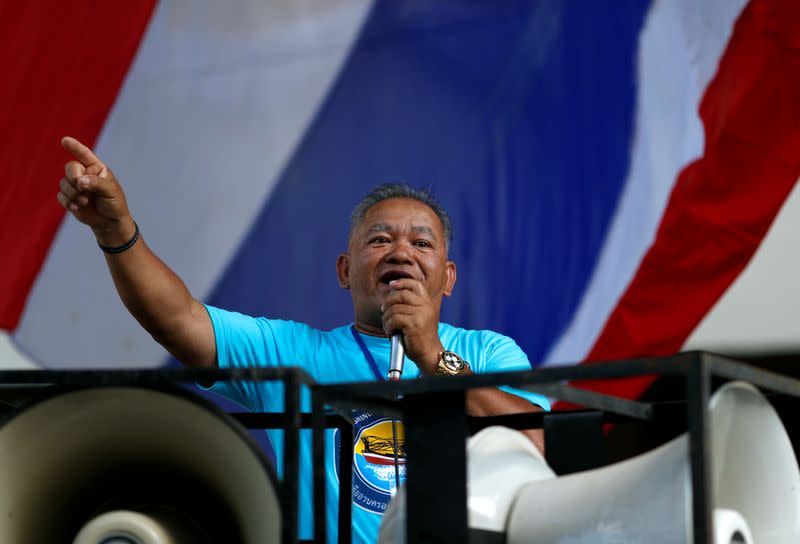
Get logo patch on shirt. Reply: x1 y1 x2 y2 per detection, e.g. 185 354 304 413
334 410 406 514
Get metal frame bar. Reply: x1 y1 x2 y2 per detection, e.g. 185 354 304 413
282 371 300 544
0 366 316 387
687 355 712 544
313 351 800 544
544 411 605 474
3 353 800 543
311 391 327 544
404 390 468 543
337 416 354 544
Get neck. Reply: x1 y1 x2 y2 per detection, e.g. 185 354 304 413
353 320 389 338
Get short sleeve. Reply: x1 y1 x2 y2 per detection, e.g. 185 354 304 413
201 304 317 412
483 332 551 411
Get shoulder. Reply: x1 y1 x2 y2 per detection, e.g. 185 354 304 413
206 304 324 336
439 323 548 410
205 304 350 375
438 323 530 372
204 303 339 358
438 322 520 350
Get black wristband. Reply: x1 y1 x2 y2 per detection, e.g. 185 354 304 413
98 222 140 254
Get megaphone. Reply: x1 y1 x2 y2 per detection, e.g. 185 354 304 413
380 381 800 543
0 386 280 543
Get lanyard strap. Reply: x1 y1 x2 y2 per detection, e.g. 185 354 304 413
350 325 384 381
350 326 403 488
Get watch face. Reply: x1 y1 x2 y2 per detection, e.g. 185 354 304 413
439 351 467 375
442 352 462 370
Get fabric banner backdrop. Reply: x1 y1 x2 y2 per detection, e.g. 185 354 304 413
2 0 799 411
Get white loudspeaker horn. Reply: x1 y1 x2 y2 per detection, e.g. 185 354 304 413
379 418 558 542
0 387 281 543
380 381 800 544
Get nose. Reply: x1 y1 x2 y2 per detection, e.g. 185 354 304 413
384 240 413 265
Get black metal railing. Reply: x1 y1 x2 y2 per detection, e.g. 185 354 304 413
2 352 800 543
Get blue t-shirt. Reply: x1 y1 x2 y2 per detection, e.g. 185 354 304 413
204 305 549 544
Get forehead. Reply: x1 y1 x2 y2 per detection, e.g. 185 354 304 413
359 198 443 236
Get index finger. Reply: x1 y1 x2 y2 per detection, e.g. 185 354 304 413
61 136 104 168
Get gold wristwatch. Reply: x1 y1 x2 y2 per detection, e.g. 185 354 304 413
435 351 470 376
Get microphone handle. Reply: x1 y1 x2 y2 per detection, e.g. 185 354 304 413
388 334 405 382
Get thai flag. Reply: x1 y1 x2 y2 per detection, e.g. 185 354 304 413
1 0 798 405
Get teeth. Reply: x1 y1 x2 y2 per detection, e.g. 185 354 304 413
381 272 411 283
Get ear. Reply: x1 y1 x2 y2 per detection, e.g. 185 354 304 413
443 260 457 297
336 253 351 289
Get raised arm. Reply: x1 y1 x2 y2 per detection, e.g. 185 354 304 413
57 137 216 367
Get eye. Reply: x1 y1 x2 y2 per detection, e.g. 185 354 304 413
413 240 432 248
369 236 390 245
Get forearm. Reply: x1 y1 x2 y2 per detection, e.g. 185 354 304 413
410 341 546 453
465 381 545 454
96 217 213 365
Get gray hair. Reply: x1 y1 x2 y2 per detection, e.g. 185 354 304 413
349 183 453 250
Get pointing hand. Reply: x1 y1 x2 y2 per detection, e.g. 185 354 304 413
58 137 134 243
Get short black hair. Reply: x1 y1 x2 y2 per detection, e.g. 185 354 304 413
349 183 453 250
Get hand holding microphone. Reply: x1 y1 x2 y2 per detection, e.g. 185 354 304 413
382 278 445 377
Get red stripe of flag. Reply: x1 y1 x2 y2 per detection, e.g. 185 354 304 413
0 2 157 330
557 0 800 408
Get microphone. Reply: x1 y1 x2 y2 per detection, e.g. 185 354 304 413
388 333 405 382
388 333 405 491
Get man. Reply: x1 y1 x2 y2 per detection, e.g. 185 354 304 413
57 136 549 543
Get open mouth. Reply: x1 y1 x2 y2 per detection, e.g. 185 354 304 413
379 270 415 285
